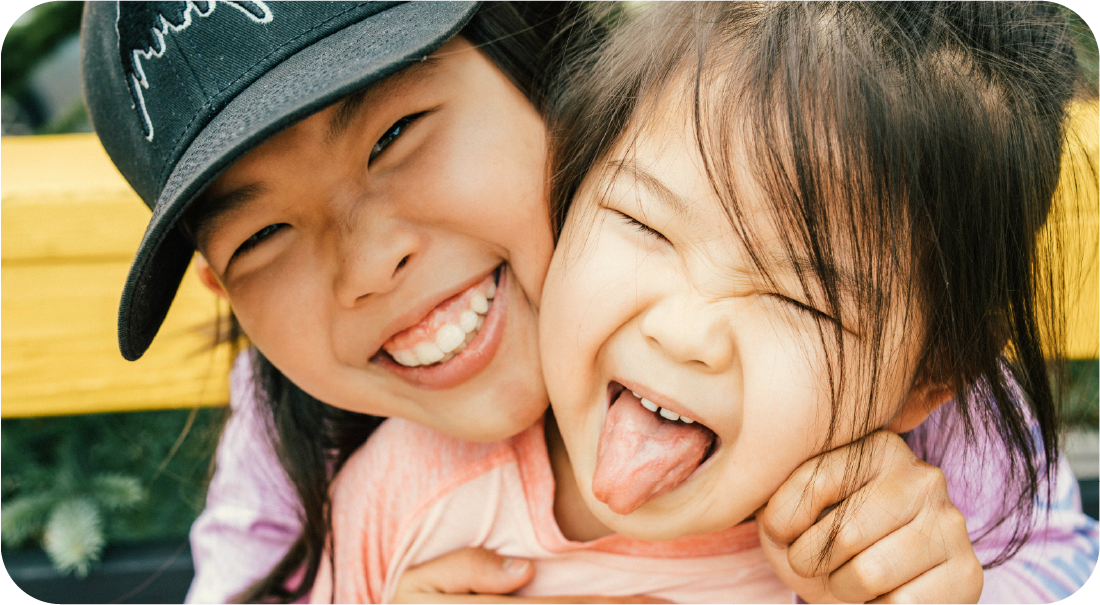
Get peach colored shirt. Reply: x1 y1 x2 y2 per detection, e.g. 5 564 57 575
310 417 793 604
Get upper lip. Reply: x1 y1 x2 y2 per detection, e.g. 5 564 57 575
614 378 713 430
371 264 501 357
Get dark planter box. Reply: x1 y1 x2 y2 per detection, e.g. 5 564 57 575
3 540 193 604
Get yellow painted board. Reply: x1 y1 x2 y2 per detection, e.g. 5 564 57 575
2 133 231 417
2 134 150 262
1 260 231 418
1055 101 1099 359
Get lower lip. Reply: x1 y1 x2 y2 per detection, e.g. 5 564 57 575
372 266 509 390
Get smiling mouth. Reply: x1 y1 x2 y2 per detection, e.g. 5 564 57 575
591 382 718 515
380 267 500 367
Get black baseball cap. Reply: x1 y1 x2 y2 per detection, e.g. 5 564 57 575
81 1 478 361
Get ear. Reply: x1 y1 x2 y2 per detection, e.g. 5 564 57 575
886 380 954 433
193 254 229 301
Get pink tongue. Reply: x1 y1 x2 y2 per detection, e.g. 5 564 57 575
592 391 714 515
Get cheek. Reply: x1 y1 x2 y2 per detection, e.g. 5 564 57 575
727 315 839 486
227 268 332 382
410 112 552 298
543 226 635 362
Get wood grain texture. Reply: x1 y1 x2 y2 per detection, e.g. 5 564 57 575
2 134 232 418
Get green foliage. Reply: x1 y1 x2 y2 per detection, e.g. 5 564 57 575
0 1 84 95
1065 5 1099 91
1 407 225 576
1060 359 1100 428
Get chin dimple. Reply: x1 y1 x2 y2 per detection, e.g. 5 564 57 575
386 279 495 367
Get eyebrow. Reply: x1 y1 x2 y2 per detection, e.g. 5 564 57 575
768 253 864 304
606 159 692 217
326 57 442 145
189 183 268 253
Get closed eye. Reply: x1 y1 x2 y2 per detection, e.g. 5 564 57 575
772 294 856 334
370 112 427 163
613 209 668 243
233 223 287 259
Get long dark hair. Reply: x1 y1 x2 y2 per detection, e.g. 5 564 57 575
228 3 603 602
549 1 1086 571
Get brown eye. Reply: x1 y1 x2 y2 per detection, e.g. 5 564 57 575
370 113 426 162
234 223 286 258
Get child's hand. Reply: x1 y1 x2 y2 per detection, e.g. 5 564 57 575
391 547 669 603
757 430 983 603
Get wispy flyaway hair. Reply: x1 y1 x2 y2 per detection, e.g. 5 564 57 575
550 1 1086 569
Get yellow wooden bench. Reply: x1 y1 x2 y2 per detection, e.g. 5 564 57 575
2 103 1097 419
2 135 233 418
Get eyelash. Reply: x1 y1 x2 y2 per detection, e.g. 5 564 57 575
234 223 286 259
775 295 839 325
370 112 425 162
614 210 668 242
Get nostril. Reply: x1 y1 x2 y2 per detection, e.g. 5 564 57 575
394 255 409 276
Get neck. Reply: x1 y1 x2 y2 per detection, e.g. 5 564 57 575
545 412 615 543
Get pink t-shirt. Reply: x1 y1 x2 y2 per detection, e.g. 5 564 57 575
310 417 793 604
188 352 1098 603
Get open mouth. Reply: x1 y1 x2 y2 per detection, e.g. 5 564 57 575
381 267 499 367
591 381 718 516
370 266 506 389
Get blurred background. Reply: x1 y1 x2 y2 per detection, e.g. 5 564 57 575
2 2 1098 603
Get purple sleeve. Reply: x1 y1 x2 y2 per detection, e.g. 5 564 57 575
908 404 1098 603
185 351 304 604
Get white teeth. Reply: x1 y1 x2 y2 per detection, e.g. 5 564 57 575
459 310 479 333
435 324 466 353
636 393 696 425
414 342 445 365
470 293 489 314
385 280 496 368
393 350 419 367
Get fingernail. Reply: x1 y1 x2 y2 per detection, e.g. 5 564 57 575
503 558 530 575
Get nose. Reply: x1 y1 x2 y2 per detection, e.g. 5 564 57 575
332 214 419 307
639 291 736 372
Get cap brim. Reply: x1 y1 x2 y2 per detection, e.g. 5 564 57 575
118 1 478 360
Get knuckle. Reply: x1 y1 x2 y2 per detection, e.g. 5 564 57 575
916 465 948 499
833 522 865 554
847 556 890 594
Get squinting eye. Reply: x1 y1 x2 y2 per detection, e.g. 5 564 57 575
615 210 668 242
234 223 286 258
776 295 837 325
370 113 425 162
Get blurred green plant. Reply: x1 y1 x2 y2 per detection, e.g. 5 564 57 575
1 1 83 94
1 408 225 576
1060 359 1100 428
